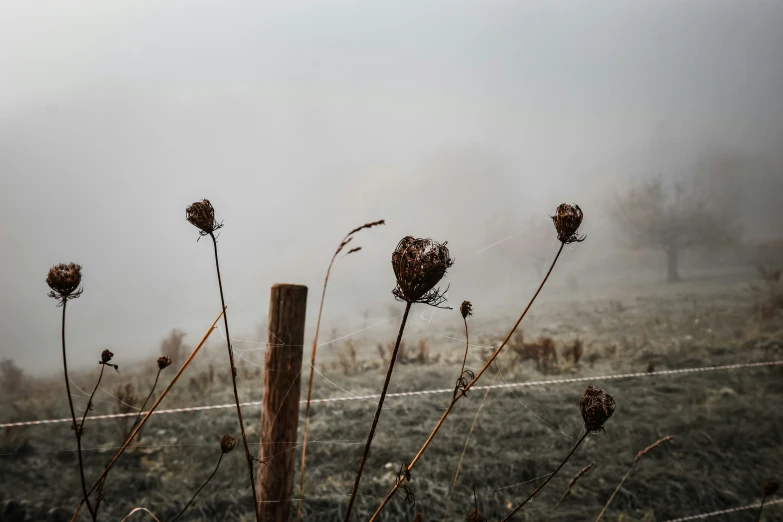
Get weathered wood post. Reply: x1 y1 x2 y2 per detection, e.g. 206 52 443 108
257 284 308 522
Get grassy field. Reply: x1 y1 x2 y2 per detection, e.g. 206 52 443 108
1 274 782 521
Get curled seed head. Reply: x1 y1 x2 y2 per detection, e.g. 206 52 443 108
460 301 473 319
157 355 172 370
46 263 83 302
551 203 585 244
186 199 223 236
391 237 454 308
580 385 615 432
101 350 114 364
765 479 780 497
220 434 237 454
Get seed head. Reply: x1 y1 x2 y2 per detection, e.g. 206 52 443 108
101 350 114 364
551 203 585 244
580 385 615 432
460 301 473 319
157 355 172 370
765 479 779 497
186 199 223 237
391 237 454 308
220 434 237 454
46 263 83 303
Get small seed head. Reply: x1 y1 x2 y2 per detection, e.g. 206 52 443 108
551 203 585 244
765 479 779 497
580 385 615 432
46 263 83 302
101 350 114 364
460 301 473 319
220 434 237 454
157 355 172 370
186 199 223 236
391 237 454 308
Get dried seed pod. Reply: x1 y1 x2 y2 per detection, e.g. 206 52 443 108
551 203 585 244
580 385 615 432
460 301 473 319
391 237 454 308
765 479 780 497
186 199 223 237
220 434 237 454
46 263 83 302
101 350 114 364
157 355 172 370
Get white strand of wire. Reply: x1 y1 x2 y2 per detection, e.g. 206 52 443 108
663 497 782 521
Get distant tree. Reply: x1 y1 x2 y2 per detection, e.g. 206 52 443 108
160 329 188 367
0 358 26 397
610 166 741 282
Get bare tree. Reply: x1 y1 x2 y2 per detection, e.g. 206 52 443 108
160 328 188 367
610 166 741 282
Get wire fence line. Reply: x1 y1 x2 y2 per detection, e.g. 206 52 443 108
663 497 782 521
2 359 780 429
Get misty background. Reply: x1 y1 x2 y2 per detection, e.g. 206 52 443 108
1 0 782 375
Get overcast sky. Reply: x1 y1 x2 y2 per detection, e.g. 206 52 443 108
2 0 782 375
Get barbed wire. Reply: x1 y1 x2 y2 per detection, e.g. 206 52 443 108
2 359 780 429
663 497 782 521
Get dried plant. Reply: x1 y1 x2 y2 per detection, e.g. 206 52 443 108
48 263 96 521
454 301 474 399
344 235 453 521
465 486 487 522
756 478 779 522
127 356 173 444
297 219 386 520
186 199 258 520
509 332 558 372
500 386 615 521
565 338 584 364
546 463 594 521
551 203 586 244
594 436 674 521
169 434 237 522
370 204 584 521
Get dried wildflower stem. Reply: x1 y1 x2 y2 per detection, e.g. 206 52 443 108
545 463 594 522
170 453 224 522
500 431 589 522
456 316 470 397
369 243 564 521
594 436 674 521
208 232 259 521
70 309 224 522
61 300 97 521
120 507 162 522
128 367 162 442
344 301 413 521
79 364 106 433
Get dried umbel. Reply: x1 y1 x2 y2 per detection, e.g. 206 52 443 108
157 355 172 370
580 385 615 432
101 350 114 364
220 434 237 454
186 199 223 237
460 301 473 319
392 237 454 308
765 479 780 497
551 203 585 244
46 263 83 303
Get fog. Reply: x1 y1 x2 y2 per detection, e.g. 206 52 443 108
1 0 782 374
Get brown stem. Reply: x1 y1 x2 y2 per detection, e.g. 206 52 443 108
500 430 588 522
756 493 768 522
369 243 564 521
79 364 106 435
61 300 97 521
594 464 635 521
343 301 412 522
70 309 224 522
209 232 259 522
297 248 339 521
169 453 224 522
454 317 470 399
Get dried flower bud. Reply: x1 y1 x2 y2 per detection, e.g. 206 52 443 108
186 199 223 237
157 355 172 370
46 263 83 302
765 479 779 497
101 350 114 364
551 203 585 244
391 237 454 308
460 301 473 319
580 385 615 432
220 434 237 454
466 510 487 522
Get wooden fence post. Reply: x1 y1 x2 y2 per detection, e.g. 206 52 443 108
257 284 308 522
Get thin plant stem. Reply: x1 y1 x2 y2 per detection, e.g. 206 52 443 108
343 301 413 522
79 364 106 433
443 368 499 522
209 232 259 521
500 430 588 522
61 300 97 521
594 466 634 521
169 453 224 522
70 309 224 522
454 316 470 400
369 243 564 521
756 494 768 522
